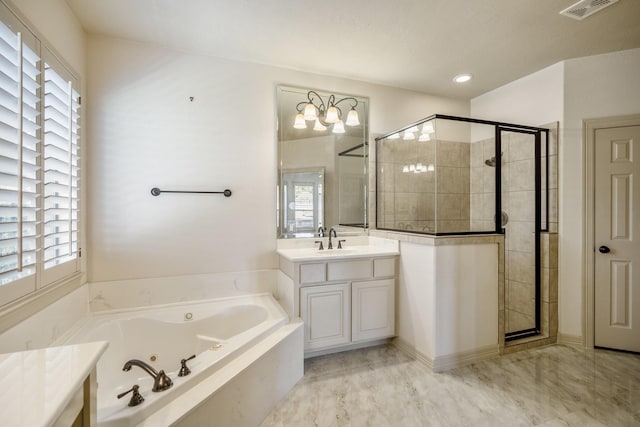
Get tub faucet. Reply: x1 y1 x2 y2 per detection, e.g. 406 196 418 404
122 359 173 392
328 227 337 249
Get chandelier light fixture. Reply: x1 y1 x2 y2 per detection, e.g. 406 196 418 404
293 90 360 134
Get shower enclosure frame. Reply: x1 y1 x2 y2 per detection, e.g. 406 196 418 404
375 114 550 341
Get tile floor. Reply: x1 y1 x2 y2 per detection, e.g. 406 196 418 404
261 344 640 426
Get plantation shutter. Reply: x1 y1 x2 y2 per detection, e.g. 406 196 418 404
42 49 79 284
0 11 40 304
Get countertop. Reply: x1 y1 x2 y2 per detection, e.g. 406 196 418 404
0 341 108 427
277 244 399 262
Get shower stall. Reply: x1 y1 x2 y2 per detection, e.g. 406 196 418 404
375 114 550 341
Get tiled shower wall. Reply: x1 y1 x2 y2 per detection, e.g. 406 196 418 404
377 139 470 233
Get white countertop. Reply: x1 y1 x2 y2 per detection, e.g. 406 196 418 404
277 244 399 262
0 341 108 427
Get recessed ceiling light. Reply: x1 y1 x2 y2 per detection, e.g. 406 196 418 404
453 74 472 83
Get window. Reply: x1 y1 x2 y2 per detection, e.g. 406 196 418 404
0 3 80 306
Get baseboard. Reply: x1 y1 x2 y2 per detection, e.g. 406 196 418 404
558 333 584 348
392 337 434 370
432 344 500 372
393 338 499 372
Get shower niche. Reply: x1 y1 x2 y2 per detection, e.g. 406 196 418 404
375 114 551 341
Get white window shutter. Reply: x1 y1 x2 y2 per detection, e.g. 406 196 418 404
42 50 80 283
0 12 39 305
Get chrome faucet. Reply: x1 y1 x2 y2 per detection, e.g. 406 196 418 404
328 227 337 249
122 359 173 392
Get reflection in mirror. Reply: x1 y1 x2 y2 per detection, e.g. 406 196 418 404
277 86 369 239
281 168 324 237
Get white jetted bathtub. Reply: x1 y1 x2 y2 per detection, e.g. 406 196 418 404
59 293 290 427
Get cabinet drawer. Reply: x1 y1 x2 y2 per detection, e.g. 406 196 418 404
374 258 395 277
299 263 326 284
327 259 372 281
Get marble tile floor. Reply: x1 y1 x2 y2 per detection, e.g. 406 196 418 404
261 344 640 427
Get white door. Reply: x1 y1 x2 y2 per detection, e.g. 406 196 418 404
594 125 640 352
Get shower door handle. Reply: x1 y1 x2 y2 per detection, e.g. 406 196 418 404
598 245 610 254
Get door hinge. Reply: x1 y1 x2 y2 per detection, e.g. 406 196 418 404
78 96 82 105
78 247 82 258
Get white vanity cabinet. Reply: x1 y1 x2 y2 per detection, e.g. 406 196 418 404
277 248 398 356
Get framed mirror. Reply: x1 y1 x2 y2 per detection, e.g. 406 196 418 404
277 85 369 238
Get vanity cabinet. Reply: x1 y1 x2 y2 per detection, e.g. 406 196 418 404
279 252 397 356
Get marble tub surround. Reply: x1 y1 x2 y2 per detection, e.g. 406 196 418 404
0 341 108 427
0 284 89 353
261 343 640 426
89 269 278 312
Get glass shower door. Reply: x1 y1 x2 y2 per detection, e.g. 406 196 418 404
501 128 541 339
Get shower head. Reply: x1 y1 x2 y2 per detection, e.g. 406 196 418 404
484 152 503 167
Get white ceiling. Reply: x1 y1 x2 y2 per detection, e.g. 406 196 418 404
64 0 640 99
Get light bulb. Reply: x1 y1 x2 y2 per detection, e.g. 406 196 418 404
303 102 317 121
427 164 435 172
409 164 416 172
403 131 415 140
332 119 345 134
402 165 409 173
345 107 360 126
418 133 431 142
313 119 327 131
293 113 306 129
407 126 419 133
422 122 434 134
325 105 339 123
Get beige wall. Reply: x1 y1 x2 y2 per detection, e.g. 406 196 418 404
86 34 468 282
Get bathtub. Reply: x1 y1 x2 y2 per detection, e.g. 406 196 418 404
57 293 292 427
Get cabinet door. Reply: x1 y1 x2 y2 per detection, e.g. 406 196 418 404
300 283 351 351
352 279 395 342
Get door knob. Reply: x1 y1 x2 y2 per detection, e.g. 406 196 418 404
598 246 610 254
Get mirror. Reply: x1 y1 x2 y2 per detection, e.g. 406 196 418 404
277 85 369 238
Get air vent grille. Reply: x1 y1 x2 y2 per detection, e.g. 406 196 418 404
560 0 619 20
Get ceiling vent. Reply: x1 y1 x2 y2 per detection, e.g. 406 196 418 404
560 0 619 20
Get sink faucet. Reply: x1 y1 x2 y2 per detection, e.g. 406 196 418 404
328 227 337 249
317 226 325 237
122 359 173 392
